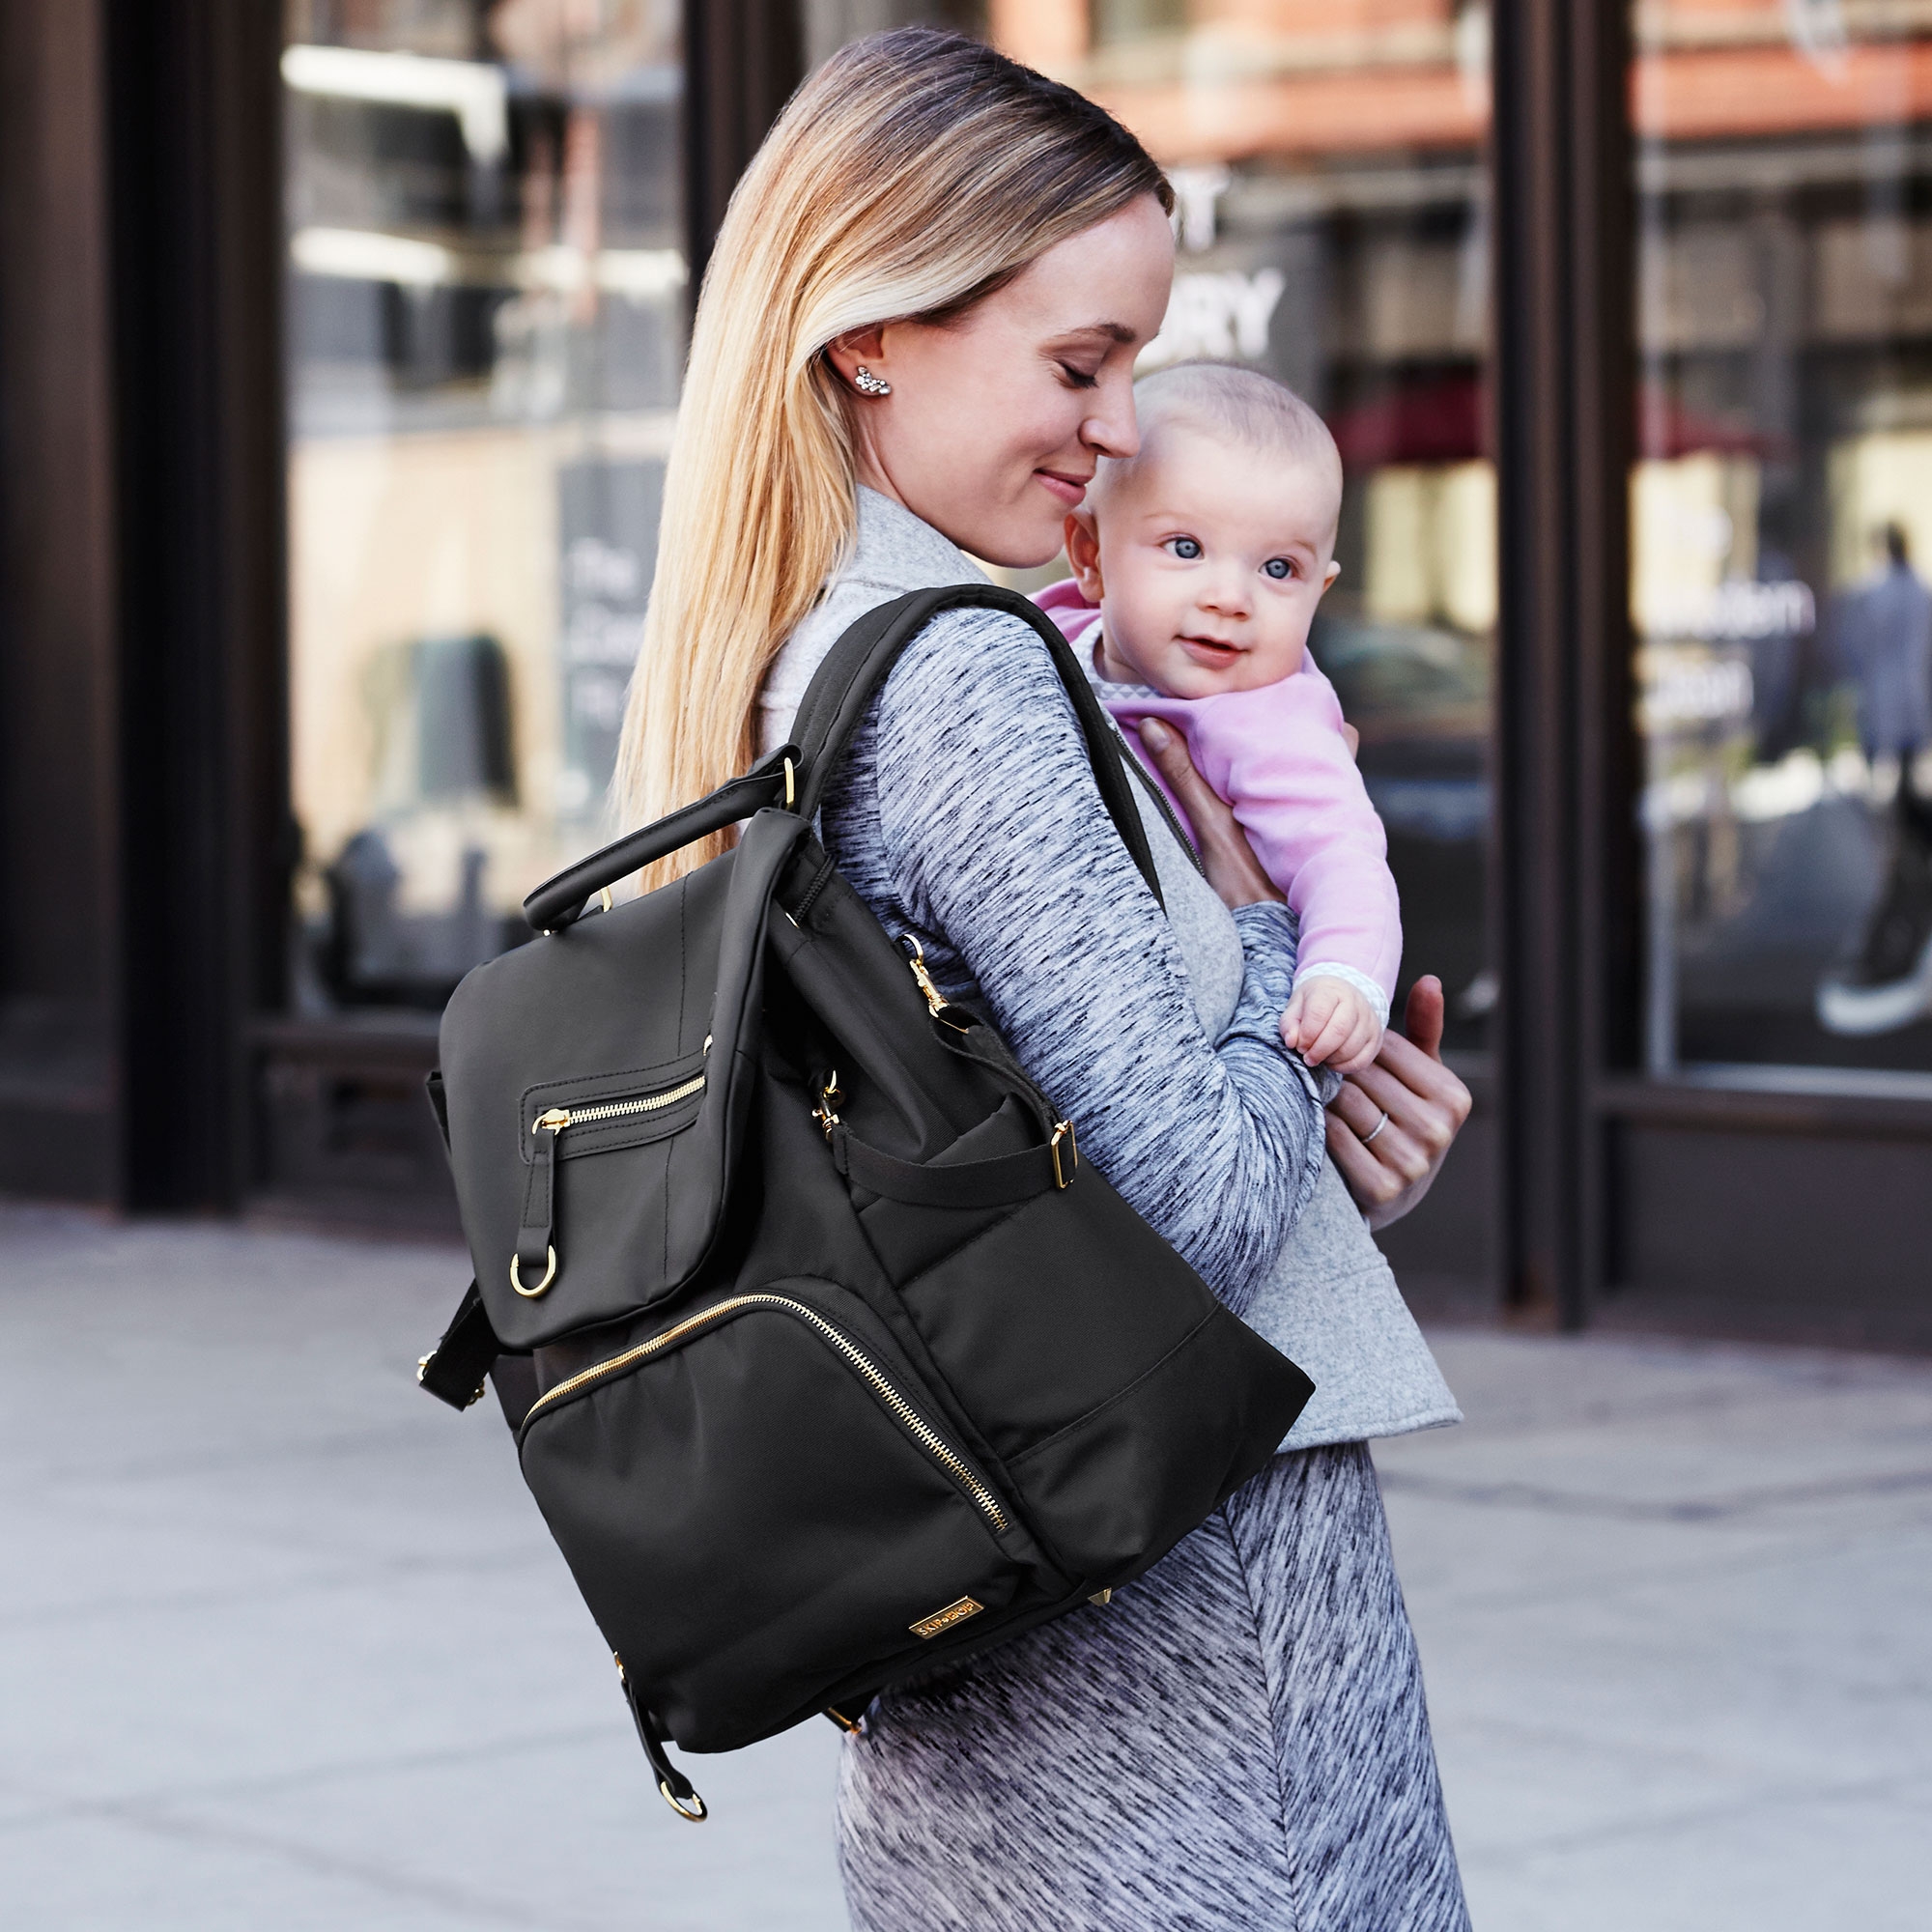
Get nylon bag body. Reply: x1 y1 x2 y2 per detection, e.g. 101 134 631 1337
423 586 1314 1780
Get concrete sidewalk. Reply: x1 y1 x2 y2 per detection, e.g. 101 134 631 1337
1 1205 1926 1929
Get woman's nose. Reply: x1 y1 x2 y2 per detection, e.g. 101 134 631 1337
1082 375 1140 460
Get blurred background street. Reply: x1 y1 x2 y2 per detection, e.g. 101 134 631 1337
3 1204 1926 1931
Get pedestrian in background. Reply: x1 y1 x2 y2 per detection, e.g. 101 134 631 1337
1820 522 1932 1035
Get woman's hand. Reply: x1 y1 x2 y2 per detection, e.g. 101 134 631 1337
1325 976 1472 1231
1134 719 1282 910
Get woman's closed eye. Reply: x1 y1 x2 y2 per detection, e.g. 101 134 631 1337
1056 361 1100 390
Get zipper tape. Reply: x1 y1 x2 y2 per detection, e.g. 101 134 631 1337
532 1072 705 1138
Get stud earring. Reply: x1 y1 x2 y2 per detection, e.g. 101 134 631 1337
852 366 892 397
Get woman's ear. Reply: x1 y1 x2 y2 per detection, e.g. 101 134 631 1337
1065 510 1104 600
824 327 890 393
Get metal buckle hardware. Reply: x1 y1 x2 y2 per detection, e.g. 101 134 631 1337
783 756 796 810
510 1246 557 1297
1050 1121 1077 1189
811 1072 842 1138
415 1353 487 1409
898 934 947 1017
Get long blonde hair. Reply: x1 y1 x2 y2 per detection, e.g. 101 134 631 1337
614 27 1170 887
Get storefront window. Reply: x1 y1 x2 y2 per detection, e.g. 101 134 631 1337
1634 0 1932 1074
992 0 1497 1046
283 0 682 1012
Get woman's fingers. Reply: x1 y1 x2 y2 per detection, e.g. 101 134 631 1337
1135 719 1283 910
1324 1110 1394 1201
1323 1104 1424 1200
1342 1060 1463 1160
1136 718 1226 826
1330 1074 1422 1164
1401 975 1446 1059
1362 1029 1472 1121
1328 972 1472 1229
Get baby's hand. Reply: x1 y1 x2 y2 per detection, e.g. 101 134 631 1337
1281 978 1384 1074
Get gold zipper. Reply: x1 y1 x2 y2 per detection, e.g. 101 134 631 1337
522 1293 1009 1534
533 1074 705 1136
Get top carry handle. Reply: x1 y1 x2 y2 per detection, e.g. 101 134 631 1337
521 584 1164 934
524 743 799 932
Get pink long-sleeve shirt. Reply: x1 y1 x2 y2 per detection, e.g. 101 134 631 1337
1037 579 1403 1019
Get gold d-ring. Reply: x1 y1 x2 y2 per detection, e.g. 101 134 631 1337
510 1247 557 1297
659 1779 708 1822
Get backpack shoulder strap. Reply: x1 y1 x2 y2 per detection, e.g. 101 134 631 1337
788 583 1164 909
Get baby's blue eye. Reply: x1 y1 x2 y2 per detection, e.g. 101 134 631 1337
1264 557 1293 581
1169 536 1203 560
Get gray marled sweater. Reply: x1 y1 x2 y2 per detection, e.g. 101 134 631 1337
761 488 1457 1447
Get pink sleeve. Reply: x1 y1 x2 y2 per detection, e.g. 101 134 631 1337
1188 669 1404 1003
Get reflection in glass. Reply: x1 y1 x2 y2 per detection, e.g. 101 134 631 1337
1634 0 1932 1074
993 0 1496 1044
283 0 682 1011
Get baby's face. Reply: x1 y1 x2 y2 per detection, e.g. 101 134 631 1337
1071 427 1340 699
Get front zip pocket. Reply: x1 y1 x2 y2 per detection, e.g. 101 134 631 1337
510 1055 711 1302
526 1291 1008 1533
517 1280 1034 1751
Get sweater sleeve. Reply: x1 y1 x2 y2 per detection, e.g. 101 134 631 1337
1187 668 1404 1007
863 609 1330 1311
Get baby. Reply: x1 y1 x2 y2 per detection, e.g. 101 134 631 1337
1037 361 1400 1072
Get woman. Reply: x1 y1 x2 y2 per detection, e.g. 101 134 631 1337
618 30 1472 1929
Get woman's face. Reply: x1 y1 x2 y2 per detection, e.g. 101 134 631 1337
827 195 1176 569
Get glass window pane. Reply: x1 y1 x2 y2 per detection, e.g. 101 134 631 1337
993 0 1497 1046
1634 1 1932 1072
283 0 682 1014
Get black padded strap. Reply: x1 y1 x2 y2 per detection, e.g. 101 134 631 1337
830 1120 1072 1207
788 585 1164 910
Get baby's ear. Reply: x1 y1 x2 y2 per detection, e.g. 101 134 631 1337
1321 558 1342 591
1064 510 1104 597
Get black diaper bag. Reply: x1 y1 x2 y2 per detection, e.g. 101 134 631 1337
414 583 1313 1819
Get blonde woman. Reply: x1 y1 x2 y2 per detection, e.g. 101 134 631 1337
618 29 1473 1928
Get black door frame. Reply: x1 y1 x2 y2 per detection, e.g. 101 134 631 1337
1492 0 1932 1346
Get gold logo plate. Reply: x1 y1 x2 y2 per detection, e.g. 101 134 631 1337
909 1595 984 1640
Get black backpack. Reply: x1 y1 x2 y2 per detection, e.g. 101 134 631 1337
415 584 1312 1820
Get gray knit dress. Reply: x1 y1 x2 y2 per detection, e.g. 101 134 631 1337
762 492 1470 1930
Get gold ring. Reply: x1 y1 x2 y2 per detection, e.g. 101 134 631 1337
659 1780 708 1822
510 1246 557 1296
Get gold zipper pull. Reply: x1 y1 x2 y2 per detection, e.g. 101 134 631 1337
899 935 946 1017
534 1107 571 1134
811 1073 842 1139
